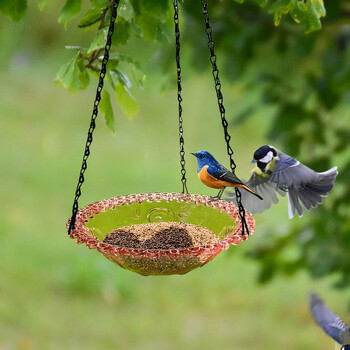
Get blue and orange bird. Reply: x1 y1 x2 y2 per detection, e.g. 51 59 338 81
192 150 263 201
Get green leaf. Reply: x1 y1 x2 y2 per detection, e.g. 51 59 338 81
115 69 131 88
232 0 246 4
311 0 326 17
142 0 169 20
131 64 146 89
273 11 282 26
38 0 51 11
77 58 90 89
119 0 134 21
55 55 89 93
115 80 138 119
290 1 307 24
305 0 322 33
136 13 156 41
100 90 115 133
0 0 27 22
114 19 131 45
129 0 141 15
268 0 290 14
58 0 82 29
255 0 268 7
87 28 107 54
155 23 171 42
90 0 108 8
79 8 103 28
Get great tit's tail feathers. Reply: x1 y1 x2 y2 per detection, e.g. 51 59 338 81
312 166 338 195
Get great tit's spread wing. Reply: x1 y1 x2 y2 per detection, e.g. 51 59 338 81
309 292 350 346
270 152 338 217
226 149 337 217
226 172 284 213
271 152 321 188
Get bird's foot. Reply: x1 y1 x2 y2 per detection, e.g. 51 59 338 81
209 196 221 202
209 188 225 202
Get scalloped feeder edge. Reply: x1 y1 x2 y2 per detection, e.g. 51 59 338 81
67 192 255 276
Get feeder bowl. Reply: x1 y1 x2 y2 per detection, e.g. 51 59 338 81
68 192 255 276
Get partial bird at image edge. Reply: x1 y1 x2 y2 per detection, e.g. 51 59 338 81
309 291 350 350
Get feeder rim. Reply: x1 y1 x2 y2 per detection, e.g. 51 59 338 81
68 192 255 257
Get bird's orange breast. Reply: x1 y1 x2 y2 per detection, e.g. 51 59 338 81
198 165 233 189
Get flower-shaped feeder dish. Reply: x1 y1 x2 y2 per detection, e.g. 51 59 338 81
68 192 255 276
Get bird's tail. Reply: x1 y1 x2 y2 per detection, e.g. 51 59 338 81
288 166 338 218
237 183 263 200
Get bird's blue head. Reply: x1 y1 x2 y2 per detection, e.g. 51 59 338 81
341 346 350 350
192 150 219 172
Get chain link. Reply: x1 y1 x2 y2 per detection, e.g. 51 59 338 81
68 0 120 235
200 0 249 236
173 0 188 194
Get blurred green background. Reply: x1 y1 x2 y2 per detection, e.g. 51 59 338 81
1 0 349 349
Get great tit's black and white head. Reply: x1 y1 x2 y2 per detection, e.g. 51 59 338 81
251 145 278 172
341 345 350 350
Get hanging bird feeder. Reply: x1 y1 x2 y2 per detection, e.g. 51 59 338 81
67 0 256 276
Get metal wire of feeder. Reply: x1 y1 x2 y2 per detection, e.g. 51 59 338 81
67 0 256 275
68 193 255 276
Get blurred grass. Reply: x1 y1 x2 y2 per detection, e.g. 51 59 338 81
0 4 347 350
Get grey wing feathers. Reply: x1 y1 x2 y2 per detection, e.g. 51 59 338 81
226 172 285 214
309 292 350 345
278 162 338 218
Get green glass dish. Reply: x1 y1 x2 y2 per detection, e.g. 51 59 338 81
68 192 255 276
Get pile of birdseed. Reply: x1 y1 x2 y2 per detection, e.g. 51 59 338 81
103 222 219 250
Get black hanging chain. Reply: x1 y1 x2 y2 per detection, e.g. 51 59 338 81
68 0 120 235
200 0 249 236
173 0 188 194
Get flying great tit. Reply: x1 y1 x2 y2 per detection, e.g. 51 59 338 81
227 145 338 218
309 292 350 350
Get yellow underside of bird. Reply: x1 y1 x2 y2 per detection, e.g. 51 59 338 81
253 156 279 177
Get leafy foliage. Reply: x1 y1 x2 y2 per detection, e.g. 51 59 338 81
233 0 326 33
52 0 171 129
55 53 89 93
58 0 82 29
100 89 115 133
0 0 27 22
0 0 328 131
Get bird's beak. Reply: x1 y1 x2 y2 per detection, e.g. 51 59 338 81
251 159 257 164
191 153 196 157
